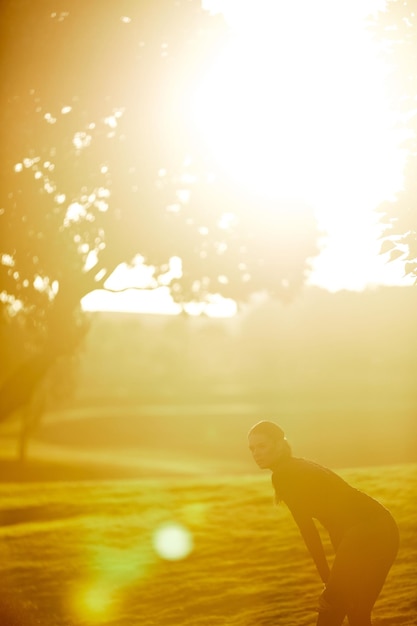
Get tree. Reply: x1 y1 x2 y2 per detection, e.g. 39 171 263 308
372 1 417 279
0 0 318 444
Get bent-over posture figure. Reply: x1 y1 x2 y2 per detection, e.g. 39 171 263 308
248 421 399 626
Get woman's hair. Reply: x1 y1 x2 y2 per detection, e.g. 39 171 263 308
248 421 292 505
248 420 292 459
248 420 285 442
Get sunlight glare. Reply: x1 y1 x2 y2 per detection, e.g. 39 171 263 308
82 0 409 313
195 0 400 207
152 522 193 561
70 536 156 623
93 544 151 584
195 0 409 291
84 585 112 615
72 582 114 623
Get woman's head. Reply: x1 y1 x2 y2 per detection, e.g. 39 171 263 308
248 420 291 470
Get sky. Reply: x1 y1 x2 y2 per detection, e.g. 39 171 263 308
82 0 413 317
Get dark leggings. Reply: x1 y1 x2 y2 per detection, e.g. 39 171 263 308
317 510 399 626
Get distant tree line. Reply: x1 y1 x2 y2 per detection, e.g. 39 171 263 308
73 288 417 411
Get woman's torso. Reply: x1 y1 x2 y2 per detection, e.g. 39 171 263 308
272 457 391 547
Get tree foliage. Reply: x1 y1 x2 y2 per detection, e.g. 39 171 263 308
372 0 417 280
0 0 318 426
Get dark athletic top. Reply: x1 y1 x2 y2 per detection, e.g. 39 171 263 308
272 457 388 548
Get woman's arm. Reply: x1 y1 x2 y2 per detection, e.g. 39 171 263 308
290 510 330 583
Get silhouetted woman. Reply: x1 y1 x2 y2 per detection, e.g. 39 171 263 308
248 420 399 626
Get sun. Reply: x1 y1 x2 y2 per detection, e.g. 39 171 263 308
83 0 410 315
192 0 409 291
196 0 399 206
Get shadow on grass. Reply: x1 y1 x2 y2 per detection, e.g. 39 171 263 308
0 457 145 483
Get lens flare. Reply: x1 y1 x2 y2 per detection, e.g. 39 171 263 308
83 584 112 615
152 523 193 561
71 582 115 623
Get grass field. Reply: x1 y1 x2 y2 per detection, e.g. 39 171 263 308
0 463 415 626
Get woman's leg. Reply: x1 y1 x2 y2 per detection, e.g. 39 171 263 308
319 512 399 626
316 607 346 626
316 588 346 626
346 606 372 626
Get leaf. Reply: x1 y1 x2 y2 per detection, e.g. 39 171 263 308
404 262 417 276
387 248 405 263
379 239 396 255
